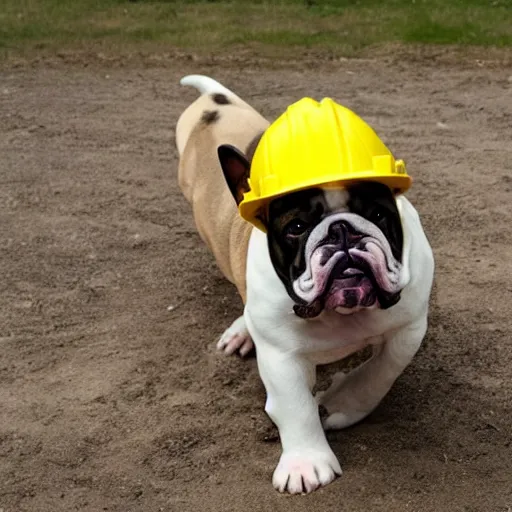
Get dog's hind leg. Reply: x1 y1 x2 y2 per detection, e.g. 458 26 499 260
318 316 428 430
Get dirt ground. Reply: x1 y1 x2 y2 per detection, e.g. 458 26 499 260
1 53 511 512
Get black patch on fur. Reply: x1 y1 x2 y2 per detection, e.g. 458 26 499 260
267 188 325 299
201 110 220 124
212 93 230 105
347 182 403 261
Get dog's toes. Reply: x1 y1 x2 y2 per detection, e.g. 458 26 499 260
218 332 254 357
238 337 254 357
272 449 342 494
217 316 254 357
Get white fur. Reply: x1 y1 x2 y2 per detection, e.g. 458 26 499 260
180 74 237 97
243 195 434 494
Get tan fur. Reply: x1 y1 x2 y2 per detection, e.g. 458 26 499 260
177 93 269 303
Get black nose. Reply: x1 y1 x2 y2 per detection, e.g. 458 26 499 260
328 221 363 246
327 221 347 242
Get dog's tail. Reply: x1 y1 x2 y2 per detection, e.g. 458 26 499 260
180 74 238 99
176 75 256 155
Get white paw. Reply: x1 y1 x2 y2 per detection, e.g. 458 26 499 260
216 316 254 357
316 371 348 403
322 411 368 430
317 370 375 430
272 449 342 494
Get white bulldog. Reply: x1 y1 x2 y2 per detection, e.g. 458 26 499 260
176 75 435 494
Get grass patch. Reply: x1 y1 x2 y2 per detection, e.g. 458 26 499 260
0 0 510 61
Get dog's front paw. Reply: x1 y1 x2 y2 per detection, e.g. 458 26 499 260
216 315 254 357
272 449 342 494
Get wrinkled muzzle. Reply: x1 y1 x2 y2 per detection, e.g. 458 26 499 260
292 212 404 318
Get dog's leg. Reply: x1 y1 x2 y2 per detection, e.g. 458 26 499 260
217 316 254 357
318 316 428 430
256 341 341 494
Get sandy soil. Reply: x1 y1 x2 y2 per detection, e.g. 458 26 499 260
1 55 511 512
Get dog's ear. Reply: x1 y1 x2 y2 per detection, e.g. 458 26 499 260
218 144 251 206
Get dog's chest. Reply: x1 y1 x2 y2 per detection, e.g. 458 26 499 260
298 313 387 361
307 325 384 365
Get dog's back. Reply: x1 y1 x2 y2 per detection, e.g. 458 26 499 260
176 75 269 302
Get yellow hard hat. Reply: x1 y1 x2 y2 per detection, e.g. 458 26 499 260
239 97 411 232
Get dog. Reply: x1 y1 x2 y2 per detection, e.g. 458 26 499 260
175 75 434 494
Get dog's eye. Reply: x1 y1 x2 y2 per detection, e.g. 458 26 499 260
370 206 387 224
284 219 309 238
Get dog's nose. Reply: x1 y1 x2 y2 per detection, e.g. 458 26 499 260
327 221 362 246
327 221 348 243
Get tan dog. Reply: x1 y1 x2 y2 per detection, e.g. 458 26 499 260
175 75 434 494
176 75 268 356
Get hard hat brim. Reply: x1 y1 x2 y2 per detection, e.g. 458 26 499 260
239 173 412 233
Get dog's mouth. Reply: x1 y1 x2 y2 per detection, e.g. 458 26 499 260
324 268 377 310
292 248 403 320
293 263 377 319
290 214 404 320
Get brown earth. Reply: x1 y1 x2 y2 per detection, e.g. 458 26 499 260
1 54 511 512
